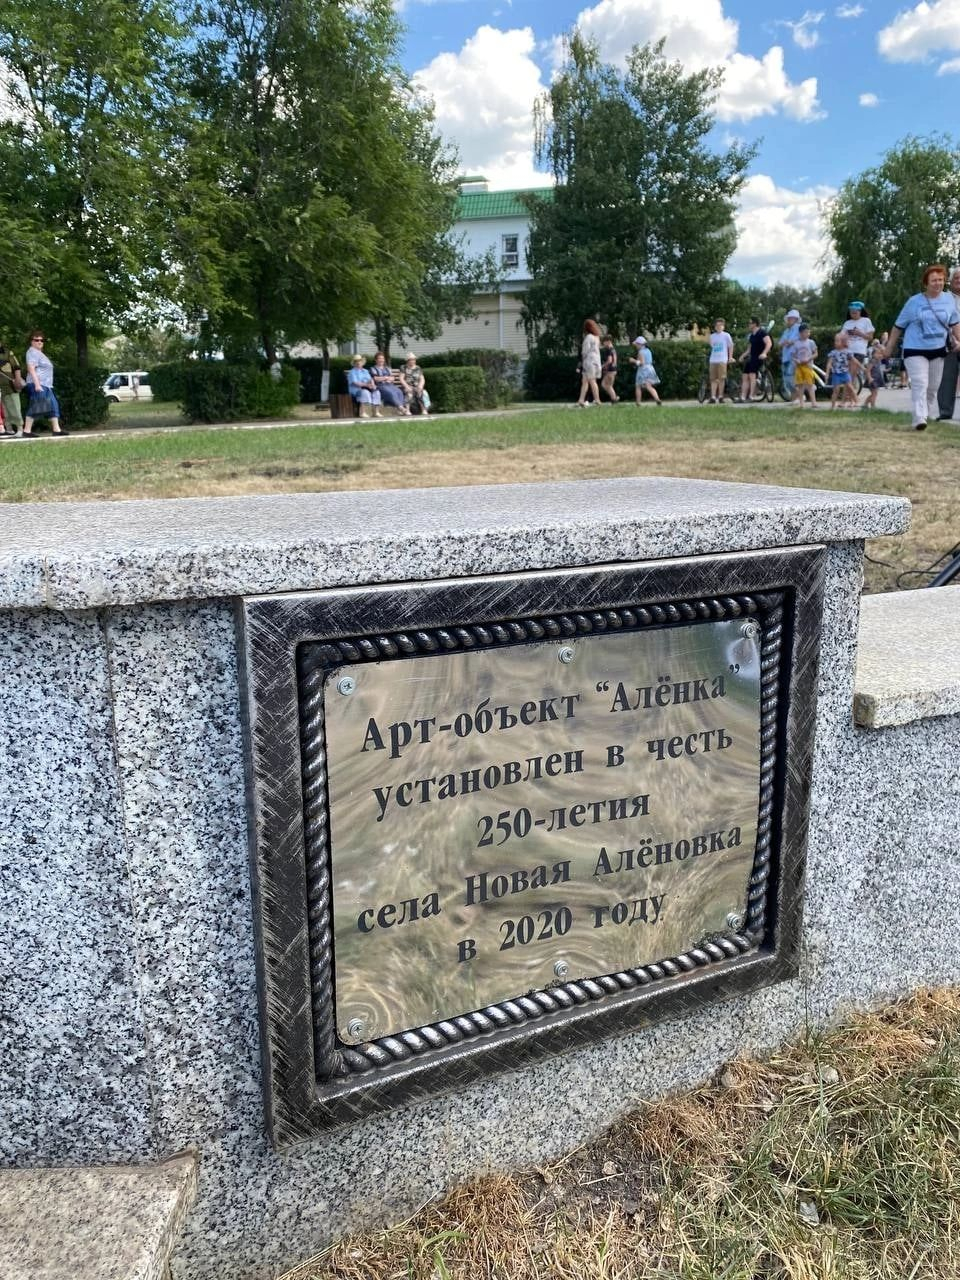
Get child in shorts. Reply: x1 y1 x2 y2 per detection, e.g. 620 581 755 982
600 336 619 403
791 324 818 406
862 346 885 409
825 332 861 410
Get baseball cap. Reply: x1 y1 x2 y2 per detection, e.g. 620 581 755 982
633 336 646 346
848 300 865 310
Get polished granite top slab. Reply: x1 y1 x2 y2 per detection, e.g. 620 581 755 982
0 477 909 610
0 1157 197 1280
854 587 960 728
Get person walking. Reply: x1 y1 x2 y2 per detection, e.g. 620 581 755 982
629 337 662 404
599 336 619 403
0 340 24 435
791 324 818 407
576 319 602 407
881 265 960 431
23 332 68 437
840 302 874 367
936 267 960 421
825 333 861 410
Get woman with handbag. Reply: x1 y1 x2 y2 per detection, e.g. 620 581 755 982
881 265 960 431
23 331 68 437
0 341 25 435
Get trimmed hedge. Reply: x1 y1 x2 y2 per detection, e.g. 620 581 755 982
417 348 520 407
423 366 486 413
287 356 354 403
182 364 300 422
524 341 707 401
43 367 109 430
149 361 191 403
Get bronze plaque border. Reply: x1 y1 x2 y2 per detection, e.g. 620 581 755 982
238 548 825 1146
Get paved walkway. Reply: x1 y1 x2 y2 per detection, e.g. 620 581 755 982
0 388 935 443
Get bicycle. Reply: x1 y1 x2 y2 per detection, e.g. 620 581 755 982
697 364 739 404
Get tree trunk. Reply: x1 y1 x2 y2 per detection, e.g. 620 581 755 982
75 316 88 369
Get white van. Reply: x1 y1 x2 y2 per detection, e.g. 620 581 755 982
102 371 153 403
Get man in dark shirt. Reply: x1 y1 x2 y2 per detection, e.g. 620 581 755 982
738 318 772 402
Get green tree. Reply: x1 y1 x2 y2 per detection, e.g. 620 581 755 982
182 0 464 362
0 0 182 365
523 36 754 354
823 136 960 326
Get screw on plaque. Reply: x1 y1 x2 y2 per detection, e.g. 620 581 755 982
557 646 575 664
726 911 744 932
346 1018 365 1041
337 676 356 696
740 621 760 641
553 960 569 979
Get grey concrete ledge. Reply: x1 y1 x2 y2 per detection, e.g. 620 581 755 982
0 477 909 610
0 1155 197 1280
854 587 960 728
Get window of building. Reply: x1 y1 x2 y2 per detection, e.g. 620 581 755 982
501 234 519 268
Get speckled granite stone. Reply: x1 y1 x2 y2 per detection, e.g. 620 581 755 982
854 587 960 727
0 478 909 609
0 610 153 1167
92 541 960 1280
0 1156 197 1280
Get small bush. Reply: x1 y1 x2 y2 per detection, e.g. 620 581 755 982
46 366 109 429
423 366 486 413
182 363 300 423
149 362 192 403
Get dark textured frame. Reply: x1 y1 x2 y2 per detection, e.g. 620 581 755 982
238 547 825 1146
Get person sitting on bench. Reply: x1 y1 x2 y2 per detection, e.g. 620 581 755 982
370 352 409 414
347 354 382 418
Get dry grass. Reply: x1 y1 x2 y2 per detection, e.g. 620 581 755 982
282 989 960 1280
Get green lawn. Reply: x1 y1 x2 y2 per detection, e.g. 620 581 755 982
2 402 958 594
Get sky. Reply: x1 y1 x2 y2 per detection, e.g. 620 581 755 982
398 0 960 286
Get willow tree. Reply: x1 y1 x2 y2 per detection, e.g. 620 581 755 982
523 36 754 353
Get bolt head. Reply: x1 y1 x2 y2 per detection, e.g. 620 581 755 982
557 646 575 664
338 676 356 696
726 912 744 932
346 1018 365 1040
553 960 569 979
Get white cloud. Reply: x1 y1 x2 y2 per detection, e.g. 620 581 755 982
859 91 880 105
413 26 552 188
878 0 960 67
784 10 825 49
571 0 823 121
728 174 835 286
836 3 863 16
937 56 960 74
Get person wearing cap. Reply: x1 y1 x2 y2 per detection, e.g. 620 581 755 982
936 267 960 420
629 337 662 405
779 308 802 399
402 353 429 416
840 302 874 366
346 353 383 418
791 324 818 407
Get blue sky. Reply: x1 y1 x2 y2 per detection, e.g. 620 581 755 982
397 0 960 285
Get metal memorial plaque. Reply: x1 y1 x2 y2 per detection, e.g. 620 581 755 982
239 548 825 1143
325 622 761 1043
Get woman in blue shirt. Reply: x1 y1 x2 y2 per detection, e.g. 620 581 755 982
882 265 960 430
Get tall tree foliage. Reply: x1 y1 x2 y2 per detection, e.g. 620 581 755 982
0 0 181 364
822 136 960 326
523 36 754 353
182 0 465 361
